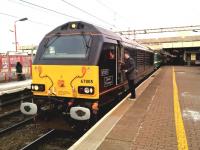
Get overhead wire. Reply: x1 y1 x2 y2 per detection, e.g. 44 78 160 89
28 20 52 27
61 0 115 28
7 0 118 29
96 0 118 15
0 12 18 19
0 12 52 27
95 0 132 30
8 0 54 15
16 0 115 28
17 0 83 21
96 0 129 20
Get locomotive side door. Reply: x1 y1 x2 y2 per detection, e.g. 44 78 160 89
117 43 126 84
99 43 117 92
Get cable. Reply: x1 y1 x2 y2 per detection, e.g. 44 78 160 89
0 12 52 27
9 0 117 29
17 0 81 20
27 20 52 27
95 0 130 29
0 12 18 19
9 0 47 13
61 0 115 28
96 0 117 15
38 71 56 96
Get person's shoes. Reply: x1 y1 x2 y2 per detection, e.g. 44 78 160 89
128 97 136 101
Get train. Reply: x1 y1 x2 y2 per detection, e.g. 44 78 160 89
154 51 162 69
20 21 154 124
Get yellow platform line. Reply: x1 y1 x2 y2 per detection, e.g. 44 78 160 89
173 67 188 150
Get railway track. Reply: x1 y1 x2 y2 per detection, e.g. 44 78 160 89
0 110 34 135
0 89 31 107
20 129 56 150
0 89 33 135
20 129 81 150
0 91 32 116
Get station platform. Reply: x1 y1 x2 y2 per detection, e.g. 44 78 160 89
0 79 31 96
70 66 200 150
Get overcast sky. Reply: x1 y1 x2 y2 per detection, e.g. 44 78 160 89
1 0 200 52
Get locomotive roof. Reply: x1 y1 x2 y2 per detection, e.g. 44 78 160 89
46 21 152 53
46 21 119 38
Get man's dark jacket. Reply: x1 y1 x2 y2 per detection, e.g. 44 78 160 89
123 57 136 80
16 63 22 74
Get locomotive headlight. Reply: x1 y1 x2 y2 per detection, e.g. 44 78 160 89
84 87 90 94
89 88 93 93
34 85 39 91
78 86 94 95
71 23 76 29
31 84 45 92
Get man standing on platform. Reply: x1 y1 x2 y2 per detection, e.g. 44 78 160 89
121 51 136 100
16 61 23 81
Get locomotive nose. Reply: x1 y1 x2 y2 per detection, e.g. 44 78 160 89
20 102 38 115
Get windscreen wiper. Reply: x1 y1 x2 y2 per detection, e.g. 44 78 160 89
81 31 92 54
44 32 61 48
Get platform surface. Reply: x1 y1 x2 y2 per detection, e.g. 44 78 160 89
0 79 31 95
97 66 200 150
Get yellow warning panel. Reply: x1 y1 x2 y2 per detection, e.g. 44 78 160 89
32 65 99 99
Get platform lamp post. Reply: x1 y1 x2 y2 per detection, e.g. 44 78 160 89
14 17 28 51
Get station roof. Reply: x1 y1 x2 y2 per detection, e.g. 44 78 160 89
138 35 200 44
137 35 200 50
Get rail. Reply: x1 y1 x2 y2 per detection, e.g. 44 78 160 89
0 116 34 135
20 129 56 150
